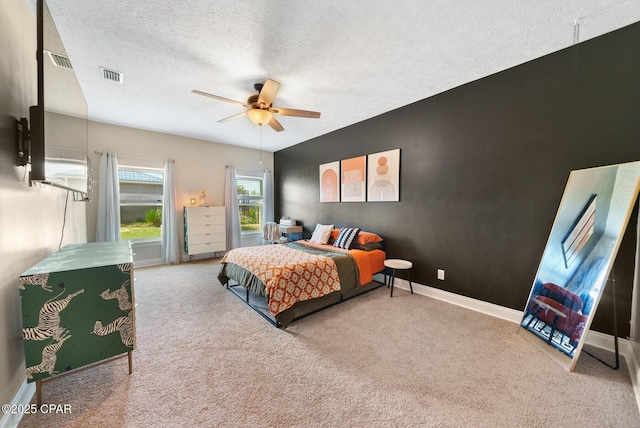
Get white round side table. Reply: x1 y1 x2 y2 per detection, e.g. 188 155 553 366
384 259 413 297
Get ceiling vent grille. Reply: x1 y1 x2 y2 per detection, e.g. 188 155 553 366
46 51 73 69
100 67 123 84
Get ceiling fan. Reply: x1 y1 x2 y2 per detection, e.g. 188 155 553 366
192 78 321 132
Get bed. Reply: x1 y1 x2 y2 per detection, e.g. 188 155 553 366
217 226 387 328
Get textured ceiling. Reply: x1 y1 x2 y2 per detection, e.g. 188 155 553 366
40 0 640 152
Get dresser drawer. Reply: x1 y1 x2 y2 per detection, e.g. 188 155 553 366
185 206 225 217
187 233 225 246
188 214 225 226
187 224 225 235
188 242 226 254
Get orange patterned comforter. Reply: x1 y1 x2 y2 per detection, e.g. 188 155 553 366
221 245 341 316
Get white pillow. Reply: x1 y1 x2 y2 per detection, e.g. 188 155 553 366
309 224 334 244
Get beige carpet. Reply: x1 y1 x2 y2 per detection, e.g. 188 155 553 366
19 259 640 427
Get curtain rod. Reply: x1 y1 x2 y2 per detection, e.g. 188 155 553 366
94 151 174 163
47 145 86 152
227 165 270 173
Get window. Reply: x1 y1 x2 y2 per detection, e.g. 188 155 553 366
236 176 263 233
118 166 164 240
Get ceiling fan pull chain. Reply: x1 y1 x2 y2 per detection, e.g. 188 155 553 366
259 125 263 164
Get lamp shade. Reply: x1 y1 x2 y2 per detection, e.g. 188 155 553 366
247 108 273 126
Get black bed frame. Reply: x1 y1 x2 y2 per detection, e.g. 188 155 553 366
222 275 387 328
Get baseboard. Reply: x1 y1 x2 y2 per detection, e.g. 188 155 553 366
133 258 162 268
376 274 522 324
0 380 35 428
384 275 640 413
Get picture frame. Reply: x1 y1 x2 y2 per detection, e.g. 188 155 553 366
367 149 400 202
340 156 366 202
319 161 340 202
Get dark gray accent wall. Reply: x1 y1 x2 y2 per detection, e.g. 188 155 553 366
275 22 640 336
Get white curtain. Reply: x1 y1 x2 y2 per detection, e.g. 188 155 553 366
263 169 274 224
96 152 120 241
225 166 242 249
161 160 180 264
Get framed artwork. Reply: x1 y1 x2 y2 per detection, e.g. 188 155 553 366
561 194 596 268
319 161 340 202
367 149 400 201
341 156 366 202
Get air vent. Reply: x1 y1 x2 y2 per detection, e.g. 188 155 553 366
46 51 73 69
100 66 123 84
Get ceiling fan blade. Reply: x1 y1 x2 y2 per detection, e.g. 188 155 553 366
192 90 250 108
217 112 247 123
257 79 281 108
267 116 284 132
269 107 321 119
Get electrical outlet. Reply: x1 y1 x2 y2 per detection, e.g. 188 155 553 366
437 269 445 280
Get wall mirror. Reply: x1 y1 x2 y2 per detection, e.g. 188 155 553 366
518 161 640 371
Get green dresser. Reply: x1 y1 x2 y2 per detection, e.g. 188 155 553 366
19 241 135 400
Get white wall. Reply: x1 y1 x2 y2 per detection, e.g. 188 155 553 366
0 0 87 413
87 120 274 262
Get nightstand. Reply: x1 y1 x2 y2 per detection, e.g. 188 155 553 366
279 224 303 241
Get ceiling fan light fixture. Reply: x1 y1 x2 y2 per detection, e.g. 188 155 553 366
193 78 319 132
247 108 273 126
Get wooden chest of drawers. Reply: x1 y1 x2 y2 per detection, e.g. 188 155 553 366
184 206 226 261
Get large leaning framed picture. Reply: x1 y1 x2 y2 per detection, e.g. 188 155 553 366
341 156 366 202
367 149 400 201
518 161 640 371
319 161 340 202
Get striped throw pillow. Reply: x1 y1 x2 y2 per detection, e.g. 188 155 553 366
333 227 360 249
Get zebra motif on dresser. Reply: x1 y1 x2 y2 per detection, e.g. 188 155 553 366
19 273 52 292
23 289 85 341
100 280 132 311
118 263 132 274
26 329 71 380
92 312 134 347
